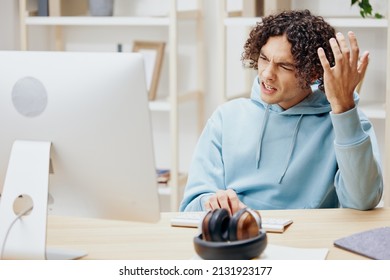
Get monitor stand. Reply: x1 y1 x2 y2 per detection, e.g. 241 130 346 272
0 140 87 260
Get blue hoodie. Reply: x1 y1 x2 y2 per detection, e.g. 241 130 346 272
180 77 383 211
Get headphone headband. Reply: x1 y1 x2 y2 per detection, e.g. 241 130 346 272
193 230 267 260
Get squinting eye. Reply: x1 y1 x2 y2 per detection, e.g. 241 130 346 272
259 56 267 61
281 66 293 71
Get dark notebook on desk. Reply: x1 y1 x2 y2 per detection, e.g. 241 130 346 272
334 227 390 260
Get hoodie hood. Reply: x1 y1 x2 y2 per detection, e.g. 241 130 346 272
251 76 359 182
250 76 360 115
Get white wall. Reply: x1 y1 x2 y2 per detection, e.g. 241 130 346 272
0 0 387 173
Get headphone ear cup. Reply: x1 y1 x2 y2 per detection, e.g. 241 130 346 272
201 208 230 242
228 208 260 241
194 208 267 259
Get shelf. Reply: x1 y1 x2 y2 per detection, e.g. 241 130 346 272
25 16 171 26
325 18 388 28
158 186 172 196
223 17 388 28
149 99 171 112
23 10 201 27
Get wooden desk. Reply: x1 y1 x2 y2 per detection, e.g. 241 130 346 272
46 208 390 260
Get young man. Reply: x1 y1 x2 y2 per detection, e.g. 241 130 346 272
179 10 383 215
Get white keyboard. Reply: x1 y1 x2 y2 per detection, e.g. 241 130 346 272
171 212 293 233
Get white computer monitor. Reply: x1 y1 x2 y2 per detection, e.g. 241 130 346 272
0 51 160 259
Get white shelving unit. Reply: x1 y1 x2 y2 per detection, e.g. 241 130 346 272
218 1 390 206
19 0 205 211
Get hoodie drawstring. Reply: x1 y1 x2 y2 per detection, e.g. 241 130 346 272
278 114 304 183
256 105 270 169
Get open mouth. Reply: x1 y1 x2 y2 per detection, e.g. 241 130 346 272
262 82 276 92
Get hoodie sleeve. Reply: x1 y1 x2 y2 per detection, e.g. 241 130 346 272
179 110 225 212
331 106 383 210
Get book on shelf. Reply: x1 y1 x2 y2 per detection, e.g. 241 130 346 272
48 0 88 16
156 169 186 187
156 169 170 184
38 0 49 16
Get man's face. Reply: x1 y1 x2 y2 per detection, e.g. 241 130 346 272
257 35 312 109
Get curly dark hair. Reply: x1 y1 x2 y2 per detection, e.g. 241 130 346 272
242 9 336 92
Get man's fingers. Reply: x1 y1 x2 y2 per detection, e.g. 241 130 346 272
226 189 240 214
317 47 331 72
336 32 350 60
203 189 242 216
358 51 369 77
207 194 221 211
347 31 359 67
215 190 232 214
329 37 343 63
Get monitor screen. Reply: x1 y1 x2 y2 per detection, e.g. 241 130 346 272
0 51 160 223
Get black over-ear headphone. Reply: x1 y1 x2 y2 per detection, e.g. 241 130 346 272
193 208 267 260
